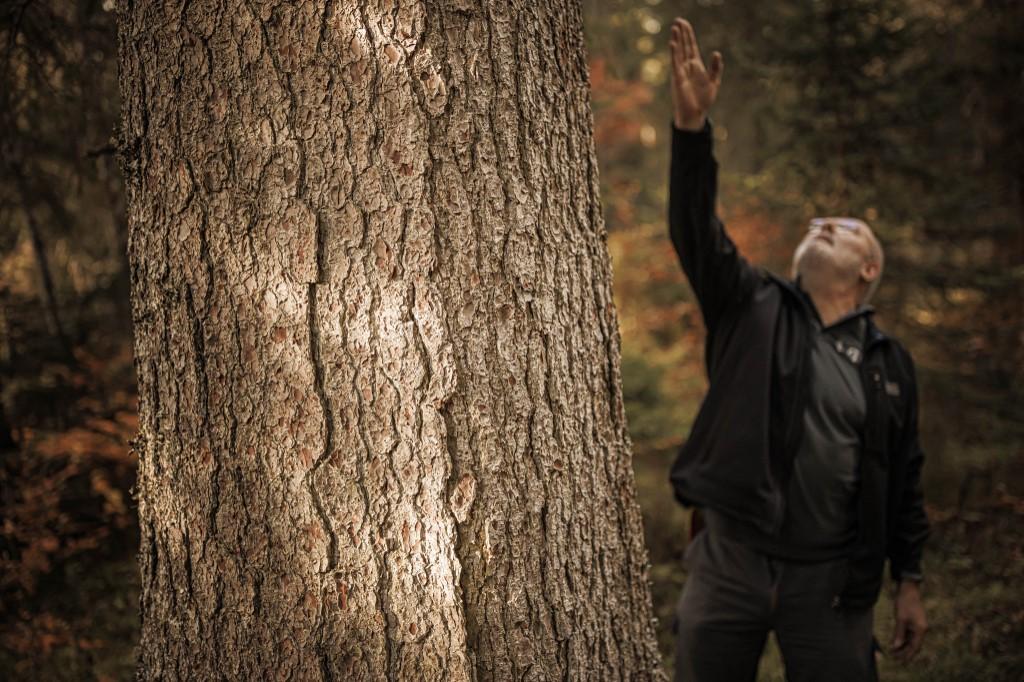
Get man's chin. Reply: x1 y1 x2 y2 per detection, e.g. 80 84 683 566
794 253 836 284
795 245 826 271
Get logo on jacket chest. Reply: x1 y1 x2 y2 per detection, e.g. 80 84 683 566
831 337 862 365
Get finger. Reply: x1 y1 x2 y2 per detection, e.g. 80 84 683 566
709 51 724 84
681 19 700 60
906 626 925 660
671 18 685 49
674 18 693 59
889 621 906 652
670 24 685 70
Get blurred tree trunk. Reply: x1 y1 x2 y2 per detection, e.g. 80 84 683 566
118 1 663 680
0 402 14 451
11 162 76 363
24 211 75 363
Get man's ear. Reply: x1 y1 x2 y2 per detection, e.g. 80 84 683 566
860 260 880 284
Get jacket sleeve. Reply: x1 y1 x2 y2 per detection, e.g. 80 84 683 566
887 347 930 583
668 119 759 334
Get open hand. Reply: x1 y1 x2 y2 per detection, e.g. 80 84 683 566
890 581 927 663
668 18 723 131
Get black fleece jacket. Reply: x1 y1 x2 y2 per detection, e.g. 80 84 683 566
666 119 930 609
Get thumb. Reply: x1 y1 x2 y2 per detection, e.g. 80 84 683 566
709 51 724 84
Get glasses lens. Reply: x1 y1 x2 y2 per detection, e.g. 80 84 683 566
809 218 860 232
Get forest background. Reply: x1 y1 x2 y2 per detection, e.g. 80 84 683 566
1 0 1021 679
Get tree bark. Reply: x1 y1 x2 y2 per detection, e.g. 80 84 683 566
118 0 663 679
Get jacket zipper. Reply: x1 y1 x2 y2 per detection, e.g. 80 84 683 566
774 322 811 536
835 333 888 610
857 335 888 549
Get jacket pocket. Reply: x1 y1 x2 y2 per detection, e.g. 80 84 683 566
828 557 851 609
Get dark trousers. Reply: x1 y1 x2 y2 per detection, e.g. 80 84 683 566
673 530 878 682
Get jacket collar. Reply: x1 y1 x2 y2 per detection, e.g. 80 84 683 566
768 271 889 348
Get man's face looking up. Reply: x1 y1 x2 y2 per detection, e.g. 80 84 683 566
792 216 882 303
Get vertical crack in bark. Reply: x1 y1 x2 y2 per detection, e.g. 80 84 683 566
307 282 343 676
163 528 177 613
482 2 515 219
252 571 262 618
144 518 159 613
352 6 400 676
318 644 335 682
381 540 398 681
148 358 162 476
512 8 537 197
350 355 398 677
441 400 475 632
306 284 340 573
185 287 219 539
315 209 328 284
182 526 195 603
348 356 392 671
316 0 335 57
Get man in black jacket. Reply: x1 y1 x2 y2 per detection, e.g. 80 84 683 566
666 18 929 682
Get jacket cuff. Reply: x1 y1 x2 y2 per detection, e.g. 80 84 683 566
671 118 713 159
897 570 924 583
890 562 924 584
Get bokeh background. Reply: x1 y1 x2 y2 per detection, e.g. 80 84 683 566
1 0 1021 679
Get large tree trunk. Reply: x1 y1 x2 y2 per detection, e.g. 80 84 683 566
118 1 663 679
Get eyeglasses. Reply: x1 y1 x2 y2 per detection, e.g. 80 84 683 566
808 217 864 233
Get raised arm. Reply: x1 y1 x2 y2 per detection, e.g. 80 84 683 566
668 19 759 333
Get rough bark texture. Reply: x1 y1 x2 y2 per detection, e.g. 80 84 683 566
118 0 663 679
